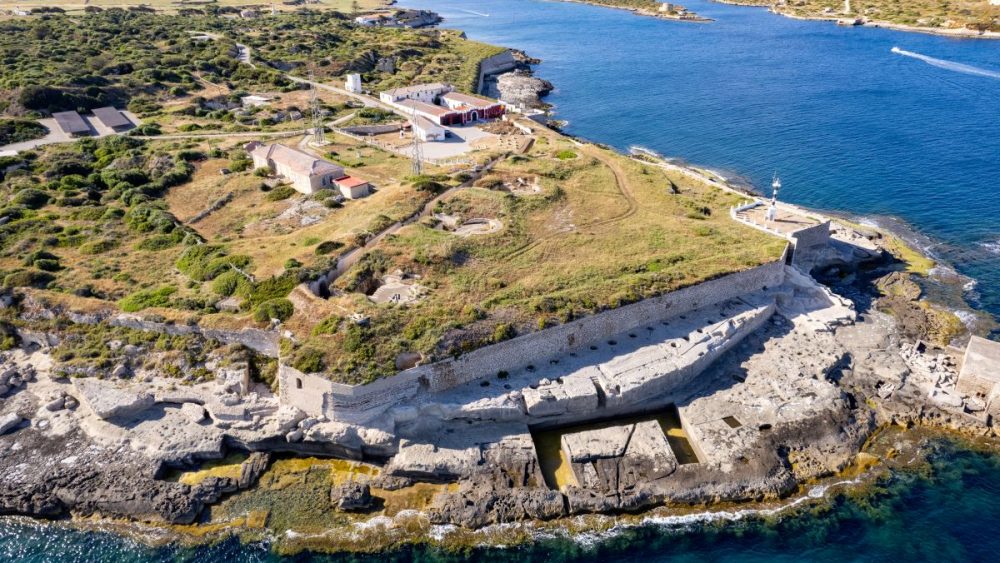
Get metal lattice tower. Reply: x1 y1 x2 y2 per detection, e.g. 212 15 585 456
410 108 423 175
310 73 325 145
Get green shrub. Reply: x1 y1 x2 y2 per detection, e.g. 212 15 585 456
315 240 344 255
290 346 325 373
211 270 245 296
252 298 294 323
311 316 341 336
136 232 185 251
11 188 49 209
119 285 176 312
241 272 297 307
33 258 61 272
555 150 577 160
3 269 54 289
79 238 118 254
492 323 516 343
266 185 297 201
176 245 251 281
0 119 47 145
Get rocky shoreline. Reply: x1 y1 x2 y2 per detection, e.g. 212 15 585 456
0 148 995 551
0 27 997 550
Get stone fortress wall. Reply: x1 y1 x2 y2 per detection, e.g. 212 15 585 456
789 221 832 268
279 256 788 420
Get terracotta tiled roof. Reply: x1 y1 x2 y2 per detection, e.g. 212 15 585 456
335 175 369 188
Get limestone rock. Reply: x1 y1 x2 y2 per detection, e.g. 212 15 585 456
0 413 22 435
73 378 154 421
180 402 206 423
237 452 271 489
331 482 373 511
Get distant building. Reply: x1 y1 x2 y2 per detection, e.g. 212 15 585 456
440 91 505 123
380 83 453 106
241 95 271 108
658 3 675 12
412 115 446 142
345 73 363 94
381 83 505 129
52 111 90 137
354 14 387 26
91 107 133 132
246 142 345 195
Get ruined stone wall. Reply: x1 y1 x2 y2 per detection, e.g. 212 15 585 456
790 221 832 269
109 317 280 357
282 259 786 420
419 260 785 393
277 364 330 417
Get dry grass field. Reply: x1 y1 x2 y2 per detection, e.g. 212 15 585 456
287 126 788 383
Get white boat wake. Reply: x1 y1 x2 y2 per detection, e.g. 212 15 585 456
891 46 1000 79
457 9 490 17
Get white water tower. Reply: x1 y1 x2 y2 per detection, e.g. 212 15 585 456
345 73 362 94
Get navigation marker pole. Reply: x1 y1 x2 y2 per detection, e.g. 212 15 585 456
767 172 781 222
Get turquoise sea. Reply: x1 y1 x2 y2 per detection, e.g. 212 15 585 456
4 1 1000 559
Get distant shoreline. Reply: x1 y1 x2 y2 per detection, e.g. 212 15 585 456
554 0 714 23
710 0 1000 40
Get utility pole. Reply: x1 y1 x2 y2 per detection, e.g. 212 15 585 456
410 108 423 176
309 71 325 145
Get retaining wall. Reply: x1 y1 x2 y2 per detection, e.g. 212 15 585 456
790 221 832 268
278 258 787 419
110 316 280 357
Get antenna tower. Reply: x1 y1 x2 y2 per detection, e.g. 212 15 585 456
310 72 325 145
410 108 423 175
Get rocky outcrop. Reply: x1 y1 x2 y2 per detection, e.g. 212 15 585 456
73 378 154 420
495 71 554 109
330 481 373 511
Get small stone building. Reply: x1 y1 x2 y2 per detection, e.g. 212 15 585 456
246 142 345 195
334 175 371 199
957 336 1000 412
412 115 446 141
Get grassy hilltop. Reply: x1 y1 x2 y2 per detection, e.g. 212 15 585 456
0 10 786 385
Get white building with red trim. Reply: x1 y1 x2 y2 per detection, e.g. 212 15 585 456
380 83 505 129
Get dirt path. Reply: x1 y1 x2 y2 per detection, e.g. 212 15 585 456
504 143 638 261
322 153 510 284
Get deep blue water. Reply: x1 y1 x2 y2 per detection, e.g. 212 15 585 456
415 0 1000 328
4 438 1000 561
